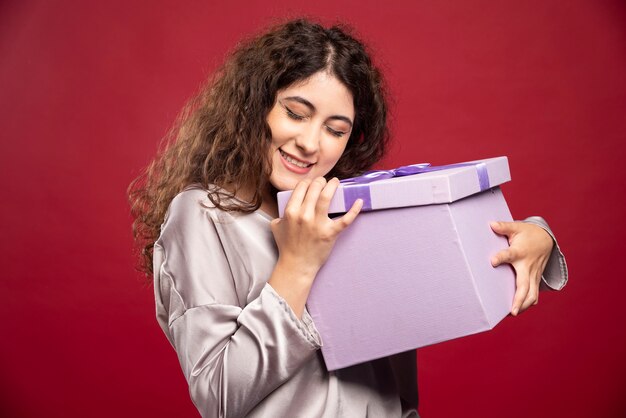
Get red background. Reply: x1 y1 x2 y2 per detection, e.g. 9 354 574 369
1 1 625 417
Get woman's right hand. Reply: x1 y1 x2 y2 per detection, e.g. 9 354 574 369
271 177 363 277
268 177 363 318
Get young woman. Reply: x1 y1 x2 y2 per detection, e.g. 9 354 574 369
129 19 567 418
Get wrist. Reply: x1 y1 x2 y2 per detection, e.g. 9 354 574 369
532 223 555 253
268 258 318 320
275 255 320 283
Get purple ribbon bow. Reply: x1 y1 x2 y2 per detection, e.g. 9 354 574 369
339 162 490 211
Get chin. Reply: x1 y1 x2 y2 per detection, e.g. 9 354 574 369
268 174 298 192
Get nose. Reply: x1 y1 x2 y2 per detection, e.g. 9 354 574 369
294 125 320 155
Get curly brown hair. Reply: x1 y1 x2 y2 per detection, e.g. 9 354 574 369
128 18 391 277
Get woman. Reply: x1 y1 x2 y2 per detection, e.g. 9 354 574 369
129 18 567 417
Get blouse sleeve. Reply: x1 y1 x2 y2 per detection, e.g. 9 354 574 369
521 216 569 291
153 191 322 418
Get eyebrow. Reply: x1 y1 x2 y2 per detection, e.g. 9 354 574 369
282 96 353 127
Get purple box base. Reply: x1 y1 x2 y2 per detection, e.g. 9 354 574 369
307 187 516 371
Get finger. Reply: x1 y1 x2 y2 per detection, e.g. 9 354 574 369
520 272 541 312
269 217 282 234
316 177 340 217
491 248 518 267
333 198 363 231
521 282 539 312
511 268 531 316
490 221 520 240
527 270 542 307
283 179 311 217
301 177 327 218
533 271 542 305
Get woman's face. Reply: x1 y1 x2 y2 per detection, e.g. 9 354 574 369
266 71 355 191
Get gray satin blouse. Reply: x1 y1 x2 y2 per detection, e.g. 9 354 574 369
153 186 567 418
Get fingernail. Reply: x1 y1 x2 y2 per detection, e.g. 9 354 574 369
490 221 498 228
512 307 519 316
491 256 498 266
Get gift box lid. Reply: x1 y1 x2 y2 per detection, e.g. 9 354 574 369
277 156 511 216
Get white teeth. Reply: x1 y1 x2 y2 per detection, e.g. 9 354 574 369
280 150 311 168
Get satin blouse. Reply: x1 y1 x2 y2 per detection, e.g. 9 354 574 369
153 186 567 417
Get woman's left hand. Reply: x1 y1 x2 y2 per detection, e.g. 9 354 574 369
490 221 554 316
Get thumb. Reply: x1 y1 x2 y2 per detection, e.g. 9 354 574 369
270 217 281 230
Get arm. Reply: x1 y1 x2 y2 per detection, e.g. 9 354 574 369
267 177 362 318
155 180 361 417
154 192 322 417
490 217 568 316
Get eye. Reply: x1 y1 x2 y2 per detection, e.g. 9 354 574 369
326 125 347 138
284 106 306 121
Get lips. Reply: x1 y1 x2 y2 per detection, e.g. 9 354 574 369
279 149 313 167
278 148 315 174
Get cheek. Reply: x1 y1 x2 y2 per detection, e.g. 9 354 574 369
314 143 348 178
269 147 282 171
268 115 298 146
267 110 285 144
326 140 350 166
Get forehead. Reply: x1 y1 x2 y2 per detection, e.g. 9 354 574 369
279 71 355 118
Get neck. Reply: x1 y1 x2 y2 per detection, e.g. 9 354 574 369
225 181 280 219
260 184 279 219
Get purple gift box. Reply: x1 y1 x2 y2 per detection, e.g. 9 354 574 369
277 157 516 371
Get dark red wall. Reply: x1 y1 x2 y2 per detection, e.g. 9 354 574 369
1 1 625 417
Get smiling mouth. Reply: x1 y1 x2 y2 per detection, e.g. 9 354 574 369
279 149 314 168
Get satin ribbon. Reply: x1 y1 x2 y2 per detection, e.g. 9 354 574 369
339 162 490 211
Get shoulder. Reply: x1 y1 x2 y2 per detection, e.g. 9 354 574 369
171 184 209 207
166 185 212 223
157 184 267 259
153 185 274 309
154 186 238 308
154 187 231 272
161 185 231 236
